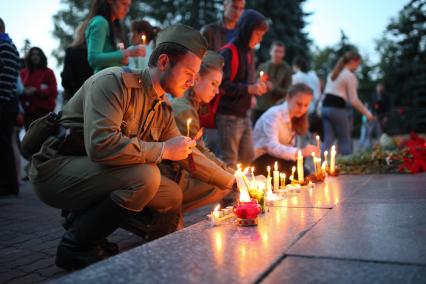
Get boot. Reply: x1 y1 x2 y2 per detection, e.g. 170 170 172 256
62 209 119 256
120 207 182 242
55 197 128 271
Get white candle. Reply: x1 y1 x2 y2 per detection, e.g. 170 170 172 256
211 204 221 226
186 118 192 137
297 150 304 182
273 162 279 191
316 135 321 151
321 161 327 175
266 166 272 192
330 145 336 174
324 150 329 170
280 173 286 188
311 152 317 175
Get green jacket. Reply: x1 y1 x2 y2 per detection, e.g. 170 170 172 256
85 16 124 73
30 68 234 190
256 60 292 111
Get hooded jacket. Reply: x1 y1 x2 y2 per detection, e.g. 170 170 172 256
217 9 266 118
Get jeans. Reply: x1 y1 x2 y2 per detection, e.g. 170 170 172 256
321 106 352 155
216 113 254 169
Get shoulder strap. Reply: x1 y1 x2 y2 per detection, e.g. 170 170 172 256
220 43 239 81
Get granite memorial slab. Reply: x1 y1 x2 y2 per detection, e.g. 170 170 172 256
54 207 328 284
263 256 426 284
270 175 372 209
288 202 426 265
342 174 426 204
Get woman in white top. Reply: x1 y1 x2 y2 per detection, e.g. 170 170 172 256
321 51 374 155
253 83 320 179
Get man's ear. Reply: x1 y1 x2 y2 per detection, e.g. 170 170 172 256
194 73 200 85
157 54 169 72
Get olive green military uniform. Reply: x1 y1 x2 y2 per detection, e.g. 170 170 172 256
30 68 234 213
167 90 234 212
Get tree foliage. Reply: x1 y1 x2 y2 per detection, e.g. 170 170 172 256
376 0 426 133
245 0 311 65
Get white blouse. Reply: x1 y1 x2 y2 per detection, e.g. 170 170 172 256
253 102 298 161
324 67 372 117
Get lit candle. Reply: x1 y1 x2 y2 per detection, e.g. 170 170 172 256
290 166 296 182
321 161 327 175
251 167 255 180
186 118 192 137
330 145 336 174
141 34 146 45
211 204 221 226
280 173 286 188
259 70 264 81
324 150 329 170
266 165 272 193
315 157 322 176
273 162 279 191
316 135 321 151
311 152 317 175
297 150 304 182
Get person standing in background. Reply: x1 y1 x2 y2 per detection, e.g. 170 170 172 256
127 19 158 71
61 23 93 103
84 0 145 73
292 56 321 113
216 9 269 169
200 0 245 51
20 47 57 130
0 17 20 196
321 50 374 155
253 41 292 124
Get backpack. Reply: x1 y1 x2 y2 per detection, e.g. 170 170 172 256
199 43 239 128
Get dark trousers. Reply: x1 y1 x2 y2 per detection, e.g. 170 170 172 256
253 154 310 183
0 99 19 195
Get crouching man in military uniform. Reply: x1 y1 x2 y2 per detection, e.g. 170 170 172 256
28 24 235 270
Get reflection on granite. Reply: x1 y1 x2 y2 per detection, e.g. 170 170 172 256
270 175 372 209
342 174 426 204
288 202 426 265
54 207 328 284
264 256 426 284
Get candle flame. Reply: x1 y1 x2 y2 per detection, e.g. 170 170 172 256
331 145 336 152
214 204 220 212
187 118 192 124
141 34 146 44
260 71 264 77
292 166 296 173
324 150 328 156
251 167 254 173
311 151 316 157
274 161 278 171
267 165 270 173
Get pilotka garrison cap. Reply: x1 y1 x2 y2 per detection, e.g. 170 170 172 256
155 24 208 59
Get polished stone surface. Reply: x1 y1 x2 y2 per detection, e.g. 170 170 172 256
263 256 426 284
288 202 426 265
54 207 328 284
342 174 426 204
270 175 372 209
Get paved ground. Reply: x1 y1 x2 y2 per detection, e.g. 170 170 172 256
0 180 210 284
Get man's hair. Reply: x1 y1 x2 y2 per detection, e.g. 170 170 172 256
148 42 189 68
271 40 285 49
0 18 5 33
